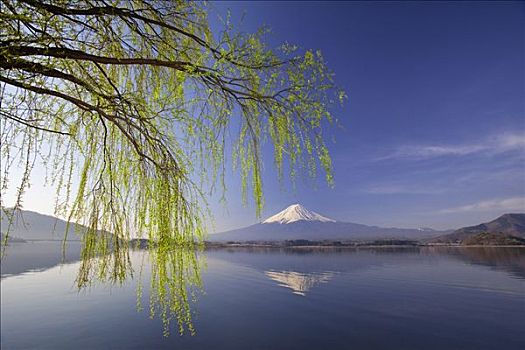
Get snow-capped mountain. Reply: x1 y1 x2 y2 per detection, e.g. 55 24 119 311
209 204 447 242
262 204 335 224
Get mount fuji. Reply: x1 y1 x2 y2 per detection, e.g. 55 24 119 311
262 204 335 224
209 204 446 242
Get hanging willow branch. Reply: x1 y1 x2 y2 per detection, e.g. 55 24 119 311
1 0 345 243
0 0 345 335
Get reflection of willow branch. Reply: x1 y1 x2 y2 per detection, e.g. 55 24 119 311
76 235 204 337
76 231 132 287
147 245 204 336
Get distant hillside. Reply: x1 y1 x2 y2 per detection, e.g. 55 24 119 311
461 232 525 246
210 204 448 242
210 221 447 242
1 209 87 241
431 213 525 244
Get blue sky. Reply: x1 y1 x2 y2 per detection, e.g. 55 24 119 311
4 1 524 232
207 1 525 231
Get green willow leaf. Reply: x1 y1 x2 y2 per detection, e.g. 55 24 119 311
0 0 346 335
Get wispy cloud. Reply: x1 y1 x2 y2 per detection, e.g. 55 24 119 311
438 197 525 214
453 167 525 186
365 184 442 195
378 132 525 160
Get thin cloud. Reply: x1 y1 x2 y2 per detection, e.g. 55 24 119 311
453 167 525 185
438 197 525 214
365 184 442 195
500 133 525 149
378 132 525 160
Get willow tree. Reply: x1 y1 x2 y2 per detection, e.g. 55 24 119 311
1 0 344 243
1 0 345 335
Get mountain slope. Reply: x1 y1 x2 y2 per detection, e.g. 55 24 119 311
430 213 525 243
209 204 446 241
460 232 525 246
1 209 87 241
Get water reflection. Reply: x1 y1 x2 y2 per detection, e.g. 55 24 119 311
0 241 205 336
2 245 525 349
75 242 204 336
264 270 335 296
0 241 82 277
425 246 525 279
146 247 204 336
209 246 525 281
2 243 524 339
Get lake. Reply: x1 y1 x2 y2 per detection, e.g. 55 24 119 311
1 243 524 349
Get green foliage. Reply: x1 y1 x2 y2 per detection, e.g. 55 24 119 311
148 246 204 336
0 0 345 334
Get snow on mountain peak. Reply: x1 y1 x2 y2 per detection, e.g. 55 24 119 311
262 204 336 224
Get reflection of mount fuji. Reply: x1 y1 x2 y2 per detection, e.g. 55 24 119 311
264 270 335 296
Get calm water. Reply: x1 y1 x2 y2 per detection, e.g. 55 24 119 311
1 244 524 349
